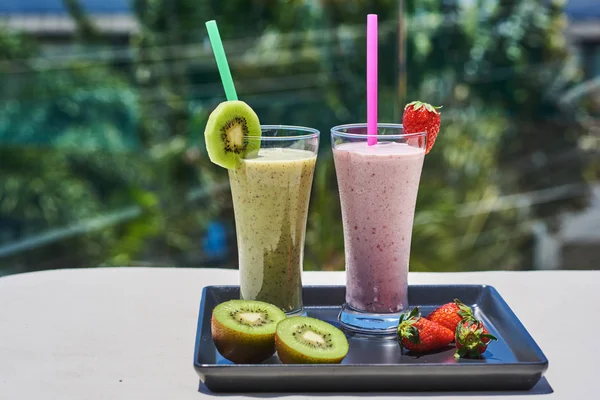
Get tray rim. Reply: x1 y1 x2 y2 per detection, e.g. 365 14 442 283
193 284 549 371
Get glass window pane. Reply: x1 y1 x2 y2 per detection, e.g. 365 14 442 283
1 0 598 276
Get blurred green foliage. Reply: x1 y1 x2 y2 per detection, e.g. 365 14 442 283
0 0 597 274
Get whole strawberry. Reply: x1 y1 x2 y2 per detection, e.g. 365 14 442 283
455 320 498 359
397 307 454 353
402 101 441 154
426 298 476 332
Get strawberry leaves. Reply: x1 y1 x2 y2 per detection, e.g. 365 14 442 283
397 307 421 350
454 298 476 323
454 320 498 359
405 101 442 114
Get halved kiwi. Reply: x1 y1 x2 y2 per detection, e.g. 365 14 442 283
204 100 261 169
211 299 286 364
275 316 349 364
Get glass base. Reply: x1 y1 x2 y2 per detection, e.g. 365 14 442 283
338 303 403 336
285 307 307 317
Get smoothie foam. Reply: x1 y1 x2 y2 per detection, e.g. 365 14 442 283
333 141 425 313
229 148 316 314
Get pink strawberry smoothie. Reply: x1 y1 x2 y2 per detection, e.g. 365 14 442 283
333 141 425 313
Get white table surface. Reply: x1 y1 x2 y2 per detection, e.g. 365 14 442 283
0 267 598 399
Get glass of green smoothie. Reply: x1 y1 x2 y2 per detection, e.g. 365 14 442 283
203 101 319 315
202 24 319 316
204 101 319 315
227 124 319 315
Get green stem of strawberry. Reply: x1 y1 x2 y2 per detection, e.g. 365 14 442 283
454 298 476 323
454 320 498 359
397 306 421 352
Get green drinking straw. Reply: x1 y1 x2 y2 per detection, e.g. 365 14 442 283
205 20 238 101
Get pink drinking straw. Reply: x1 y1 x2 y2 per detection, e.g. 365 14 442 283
367 14 378 146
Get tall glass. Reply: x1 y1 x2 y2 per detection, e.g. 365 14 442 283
331 123 426 334
228 125 319 316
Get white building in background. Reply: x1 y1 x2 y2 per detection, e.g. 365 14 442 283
566 0 600 79
533 185 600 270
0 0 136 41
544 0 600 270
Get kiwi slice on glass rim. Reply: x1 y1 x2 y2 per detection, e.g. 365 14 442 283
204 100 261 169
211 299 286 364
275 316 349 364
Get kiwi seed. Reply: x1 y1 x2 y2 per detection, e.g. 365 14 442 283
292 324 334 350
227 305 273 327
221 116 249 154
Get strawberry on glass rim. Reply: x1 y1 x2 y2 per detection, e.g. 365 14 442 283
402 101 441 154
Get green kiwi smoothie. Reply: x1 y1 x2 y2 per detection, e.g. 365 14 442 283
228 148 317 314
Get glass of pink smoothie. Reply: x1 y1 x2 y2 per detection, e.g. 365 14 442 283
331 123 426 334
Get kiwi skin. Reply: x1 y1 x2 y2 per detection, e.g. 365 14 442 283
211 314 277 364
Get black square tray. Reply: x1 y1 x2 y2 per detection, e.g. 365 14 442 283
193 285 548 393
